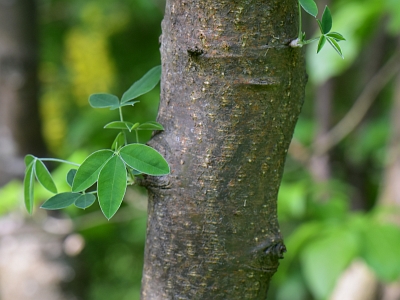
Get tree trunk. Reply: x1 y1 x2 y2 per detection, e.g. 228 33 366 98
142 0 306 299
0 0 46 185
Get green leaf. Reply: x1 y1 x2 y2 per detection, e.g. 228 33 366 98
72 150 114 192
98 155 127 219
361 222 400 281
24 154 35 167
299 0 318 17
89 93 120 109
129 168 142 176
41 192 81 210
35 160 57 193
120 143 170 176
321 6 332 34
131 123 140 130
326 36 344 58
317 35 326 53
121 66 161 103
112 132 126 151
300 228 359 299
137 121 164 131
104 121 135 132
74 193 96 209
110 101 140 110
66 169 77 187
327 32 345 41
23 162 35 214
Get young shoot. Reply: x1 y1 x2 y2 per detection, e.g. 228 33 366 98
290 0 346 59
23 66 170 220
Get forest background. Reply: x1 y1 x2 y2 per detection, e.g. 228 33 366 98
0 0 400 299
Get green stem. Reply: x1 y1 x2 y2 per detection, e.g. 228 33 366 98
39 158 80 167
298 1 302 40
123 131 128 145
135 130 139 143
119 107 124 122
302 37 320 45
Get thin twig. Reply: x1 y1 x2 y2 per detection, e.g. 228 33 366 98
313 49 400 155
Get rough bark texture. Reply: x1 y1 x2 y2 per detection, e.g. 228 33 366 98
0 0 46 185
142 0 306 299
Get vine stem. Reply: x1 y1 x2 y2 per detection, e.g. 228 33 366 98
39 158 80 167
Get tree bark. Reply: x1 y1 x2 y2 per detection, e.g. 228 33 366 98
142 0 306 299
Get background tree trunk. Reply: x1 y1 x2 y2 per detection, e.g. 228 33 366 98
141 0 306 298
0 2 74 300
0 0 46 185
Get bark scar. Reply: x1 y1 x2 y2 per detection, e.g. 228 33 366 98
187 46 204 57
251 238 287 259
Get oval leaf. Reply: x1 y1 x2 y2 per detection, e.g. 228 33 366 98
121 66 161 103
89 93 120 108
317 35 326 53
41 192 81 210
120 144 170 176
129 168 142 176
74 193 96 209
72 150 114 192
326 32 346 41
111 101 140 110
137 121 164 131
321 6 332 34
35 160 57 193
112 132 126 151
24 154 36 167
360 223 400 281
66 169 77 187
98 155 127 219
326 36 344 59
24 163 35 214
299 0 318 17
301 229 358 299
104 121 134 131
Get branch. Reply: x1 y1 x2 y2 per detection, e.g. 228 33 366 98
313 49 400 155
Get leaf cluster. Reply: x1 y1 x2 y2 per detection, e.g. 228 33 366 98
298 0 346 58
23 66 169 220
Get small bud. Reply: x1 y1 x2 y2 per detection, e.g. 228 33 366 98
289 38 303 48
